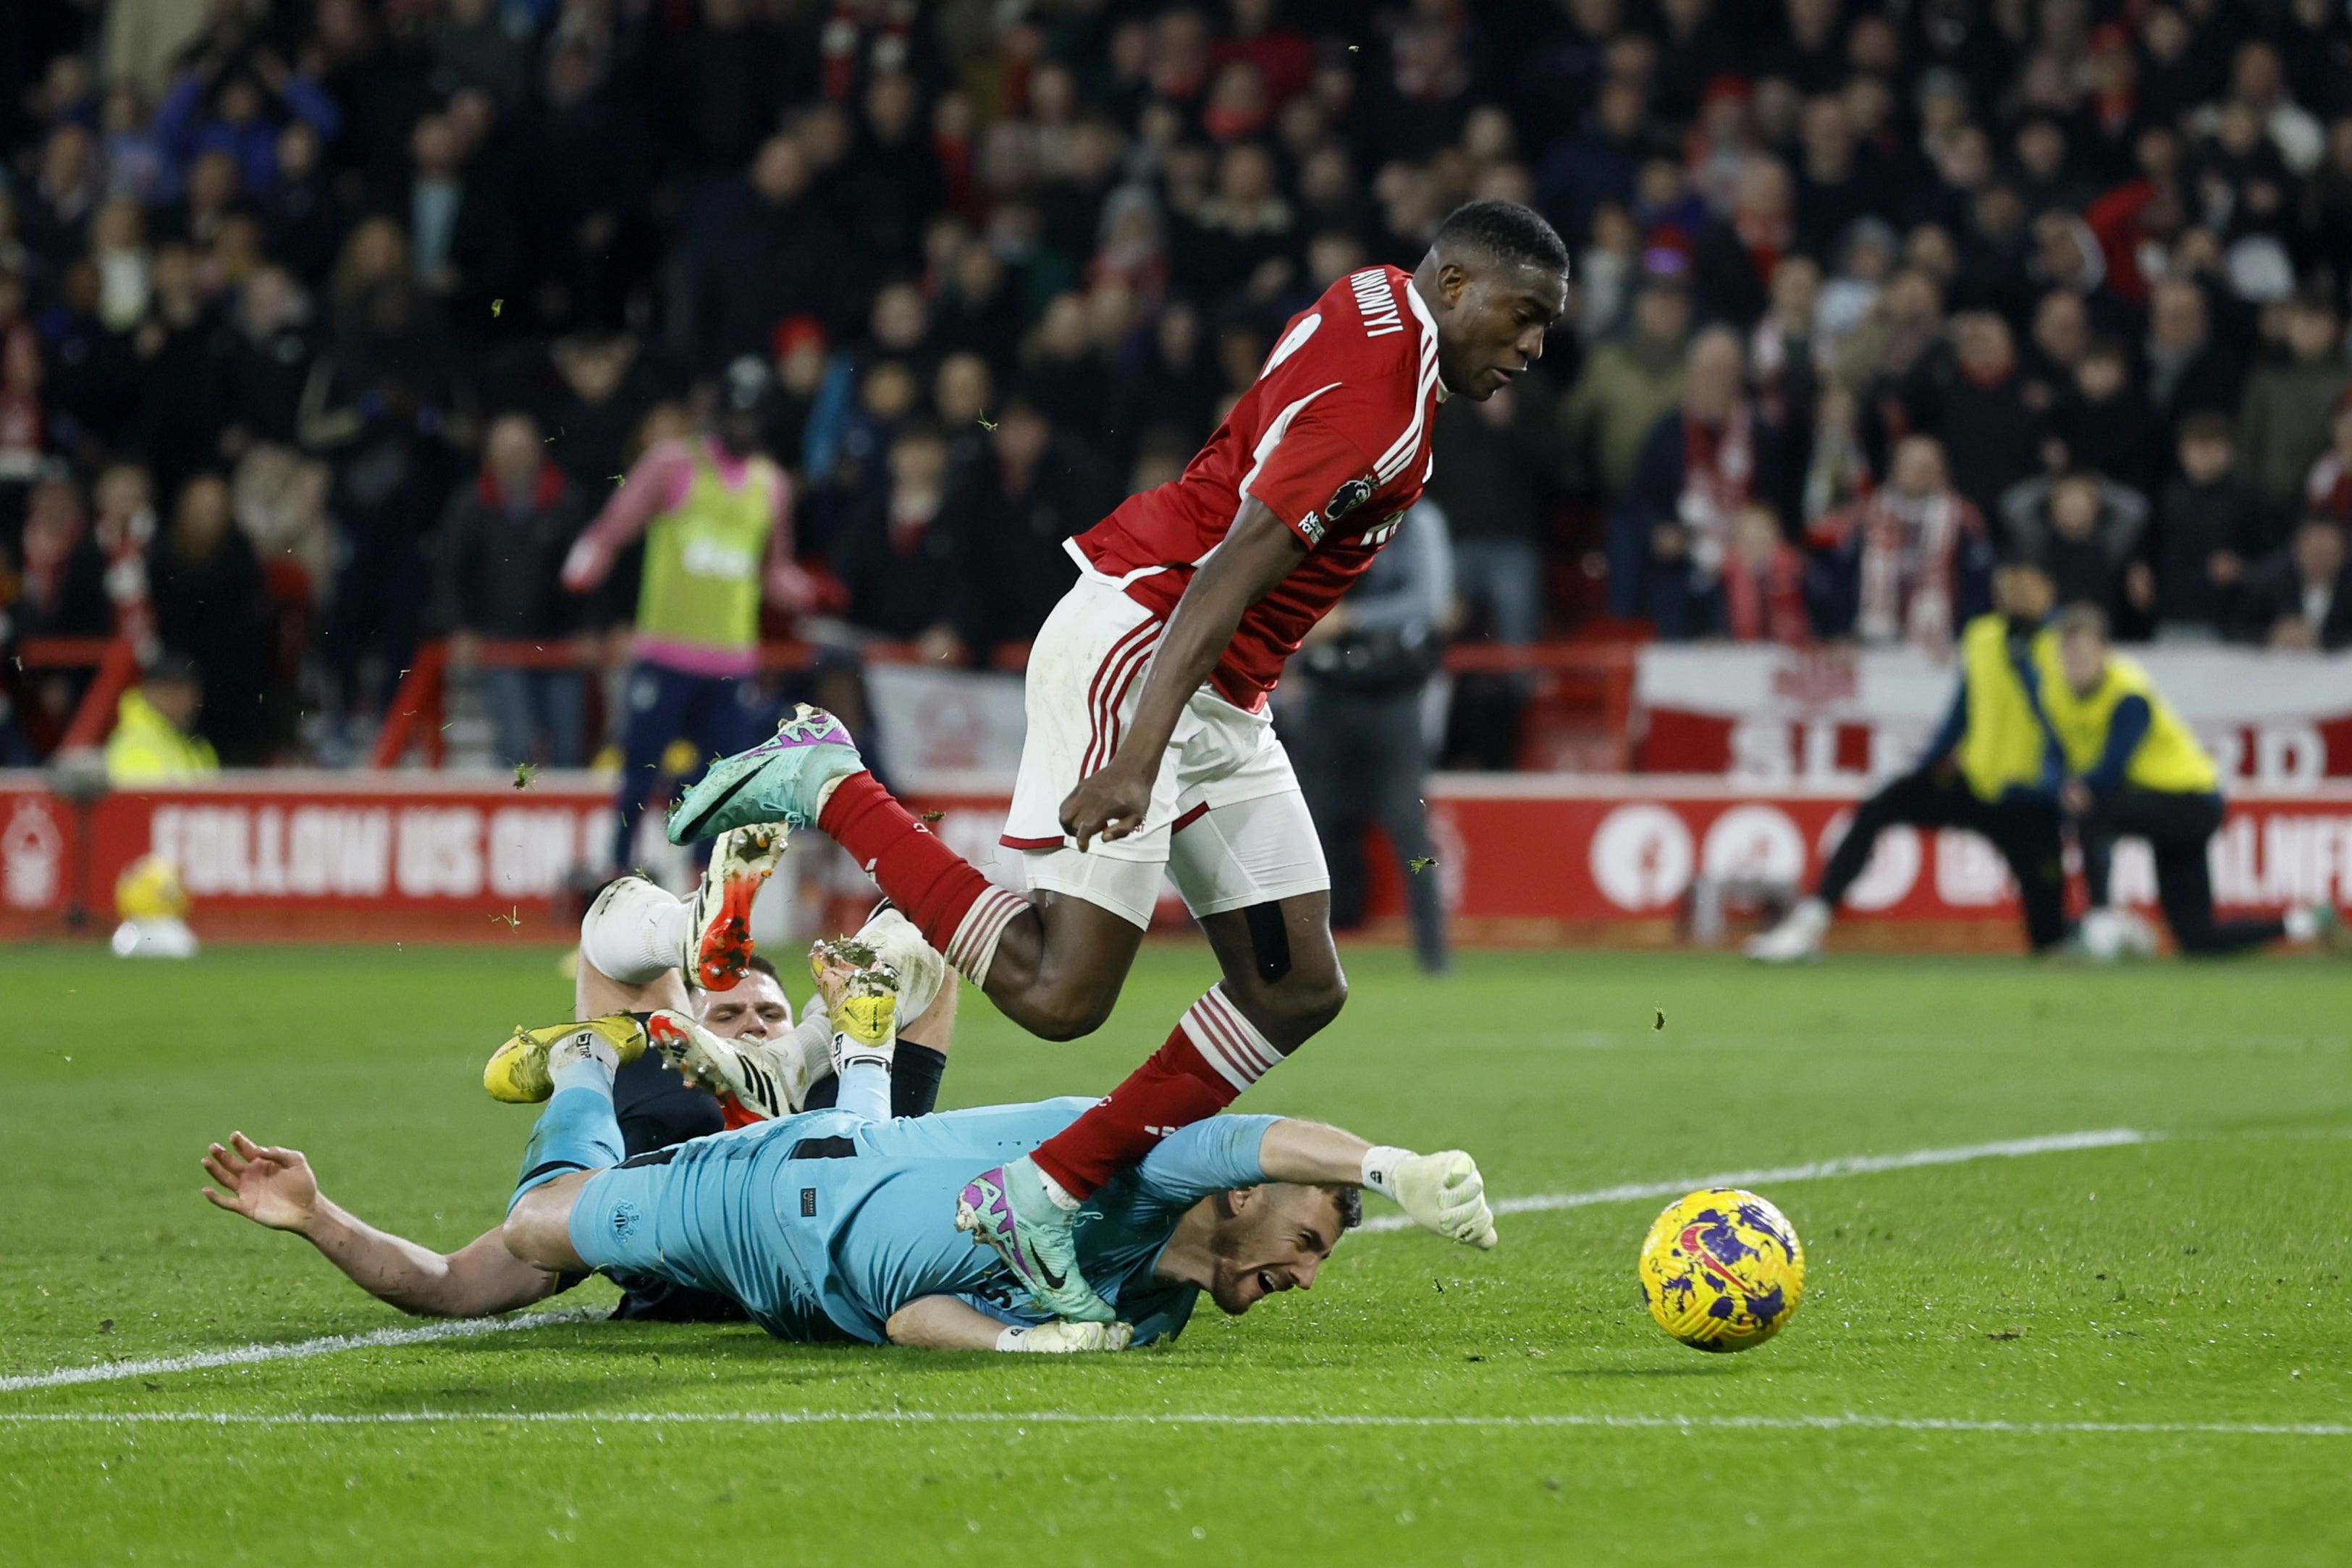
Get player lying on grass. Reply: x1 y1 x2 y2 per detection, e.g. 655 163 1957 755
200 827 955 1321
667 198 1572 1326
202 916 1499 1351
489 970 1500 1350
205 828 1501 1346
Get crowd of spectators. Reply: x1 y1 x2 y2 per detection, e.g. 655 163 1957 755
3 0 2352 770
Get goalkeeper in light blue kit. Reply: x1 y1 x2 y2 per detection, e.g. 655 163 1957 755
491 940 1500 1353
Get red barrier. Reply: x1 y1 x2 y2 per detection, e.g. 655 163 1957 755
16 637 117 670
366 641 451 769
9 770 2342 948
54 637 142 753
363 636 1041 772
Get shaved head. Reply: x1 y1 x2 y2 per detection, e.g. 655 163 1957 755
1430 198 1570 277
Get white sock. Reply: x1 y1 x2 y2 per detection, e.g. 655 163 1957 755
1030 1160 1082 1213
550 1039 618 1095
2285 904 2319 943
579 875 692 982
814 772 849 817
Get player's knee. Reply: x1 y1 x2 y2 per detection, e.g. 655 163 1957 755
1265 964 1347 1038
1024 977 1119 1042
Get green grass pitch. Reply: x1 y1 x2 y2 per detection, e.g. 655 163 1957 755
1 940 2348 1564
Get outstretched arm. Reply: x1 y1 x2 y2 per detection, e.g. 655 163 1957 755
201 1133 565 1318
885 1294 1130 1353
1140 1117 1501 1249
560 442 692 593
1061 497 1307 848
1252 1117 1378 1183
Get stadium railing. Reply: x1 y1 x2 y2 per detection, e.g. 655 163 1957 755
365 636 1641 770
15 633 1640 772
367 636 1039 767
18 635 140 753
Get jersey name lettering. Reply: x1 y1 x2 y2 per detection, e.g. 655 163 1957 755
1349 268 1405 337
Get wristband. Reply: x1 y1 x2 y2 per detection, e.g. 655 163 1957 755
1361 1145 1412 1202
995 1325 1030 1352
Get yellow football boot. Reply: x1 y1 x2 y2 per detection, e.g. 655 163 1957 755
809 938 898 1066
483 1015 647 1104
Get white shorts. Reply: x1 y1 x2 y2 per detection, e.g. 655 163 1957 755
1001 577 1329 930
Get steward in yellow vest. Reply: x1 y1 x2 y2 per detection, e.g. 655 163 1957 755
2039 603 2336 956
1749 559 2070 960
104 657 221 786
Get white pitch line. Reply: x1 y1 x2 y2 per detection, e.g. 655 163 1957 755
1 1129 2150 1393
0 1410 2340 1438
0 1310 599 1394
1356 1127 2153 1234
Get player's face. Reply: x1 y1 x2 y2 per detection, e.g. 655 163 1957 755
696 970 793 1041
1437 258 1567 401
1203 1185 1344 1315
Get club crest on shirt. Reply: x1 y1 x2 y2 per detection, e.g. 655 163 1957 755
1325 476 1375 520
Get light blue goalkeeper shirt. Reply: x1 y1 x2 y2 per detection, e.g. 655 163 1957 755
570 1098 1280 1346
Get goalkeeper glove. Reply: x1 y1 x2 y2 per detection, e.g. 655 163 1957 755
1362 1147 1499 1249
995 1320 1135 1353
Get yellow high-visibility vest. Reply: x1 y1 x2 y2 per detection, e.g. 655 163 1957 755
1953 614 2054 801
104 690 220 786
2033 646 2218 794
636 441 780 652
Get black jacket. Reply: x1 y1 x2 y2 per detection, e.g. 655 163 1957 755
432 469 590 639
680 183 847 371
833 491 964 642
2228 551 2352 650
943 434 1118 657
2154 475 2276 631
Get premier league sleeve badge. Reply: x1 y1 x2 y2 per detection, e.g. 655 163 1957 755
1324 475 1375 521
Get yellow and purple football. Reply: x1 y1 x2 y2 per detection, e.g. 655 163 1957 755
1638 1188 1805 1352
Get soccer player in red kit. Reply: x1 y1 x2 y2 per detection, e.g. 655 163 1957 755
672 200 1568 1320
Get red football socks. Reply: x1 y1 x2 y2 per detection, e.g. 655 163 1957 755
818 771 1028 982
1032 987 1284 1198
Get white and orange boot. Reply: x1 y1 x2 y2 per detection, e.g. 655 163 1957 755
688 825 788 990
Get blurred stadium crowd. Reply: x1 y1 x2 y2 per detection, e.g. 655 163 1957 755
3 0 2352 772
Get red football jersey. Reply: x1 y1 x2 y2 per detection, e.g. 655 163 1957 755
1067 264 1442 710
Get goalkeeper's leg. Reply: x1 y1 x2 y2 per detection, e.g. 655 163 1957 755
501 1027 626 1278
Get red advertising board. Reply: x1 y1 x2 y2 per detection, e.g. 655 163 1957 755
9 770 2342 949
0 772 619 941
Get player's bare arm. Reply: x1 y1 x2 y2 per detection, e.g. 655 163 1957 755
1254 1118 1499 1248
885 1295 1132 1353
201 1133 563 1318
1059 497 1308 849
